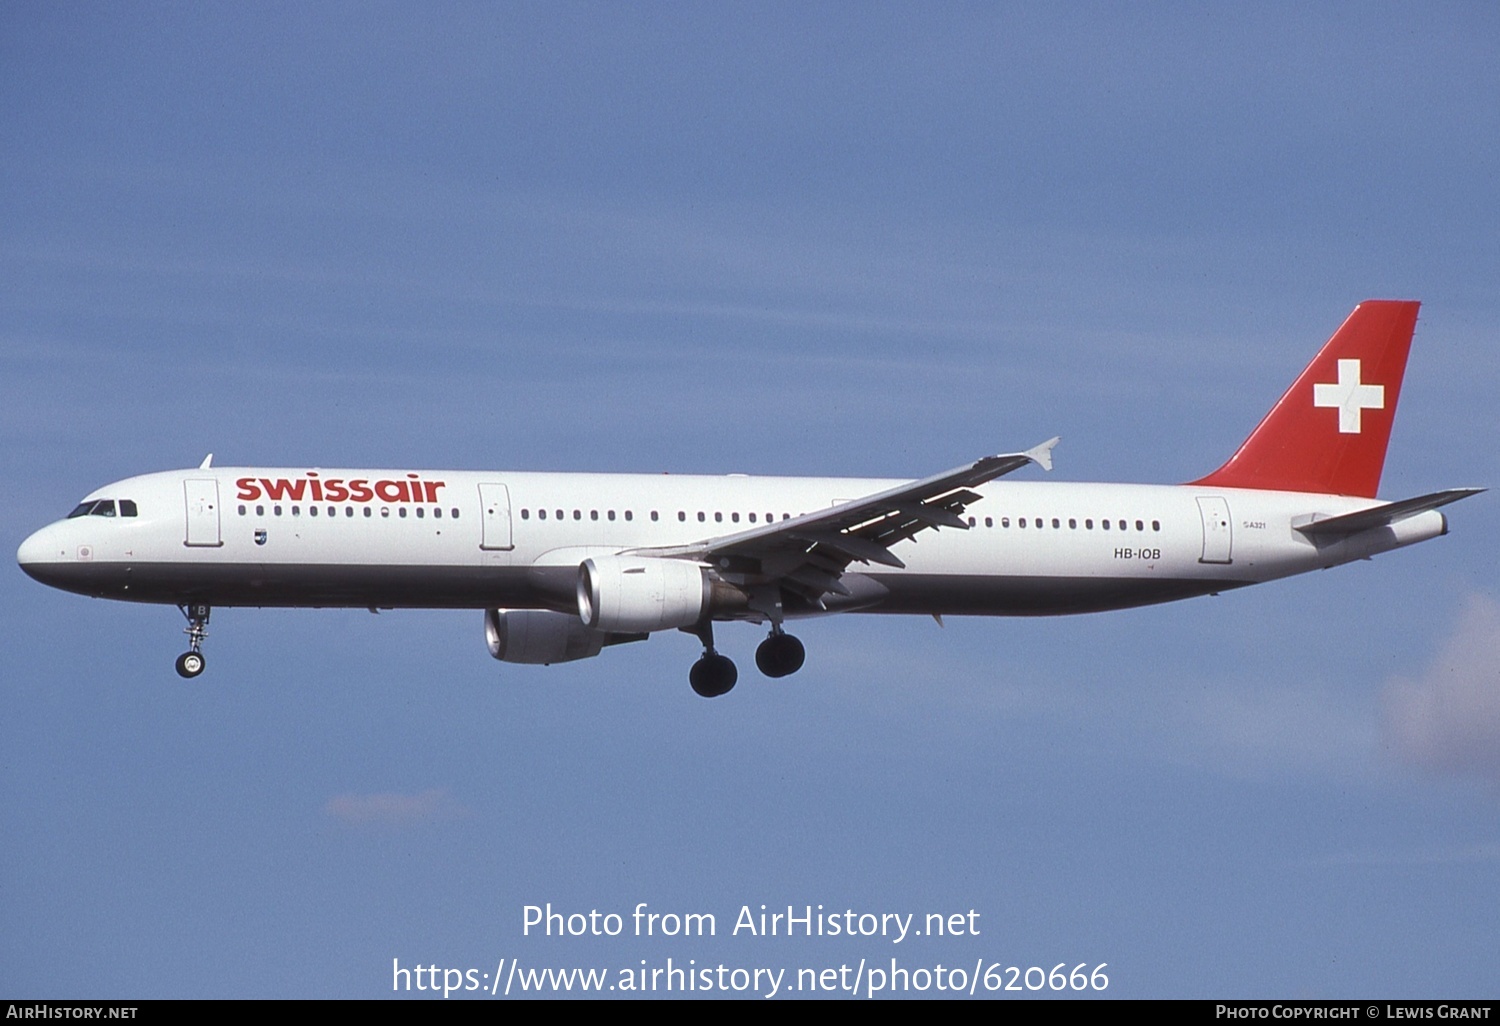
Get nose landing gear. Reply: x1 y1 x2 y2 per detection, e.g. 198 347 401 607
175 604 210 678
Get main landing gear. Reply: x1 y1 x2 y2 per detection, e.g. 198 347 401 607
687 622 806 698
755 627 805 678
688 620 738 698
175 603 210 679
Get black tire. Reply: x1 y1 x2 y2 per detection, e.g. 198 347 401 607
175 651 205 679
755 634 806 678
689 653 737 697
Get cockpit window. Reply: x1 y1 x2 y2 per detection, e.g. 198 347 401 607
66 499 125 518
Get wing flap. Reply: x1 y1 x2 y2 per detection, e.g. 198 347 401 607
789 530 908 568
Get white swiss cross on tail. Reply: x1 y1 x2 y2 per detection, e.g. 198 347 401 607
1313 358 1384 433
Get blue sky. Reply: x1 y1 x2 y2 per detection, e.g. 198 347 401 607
3 2 1498 999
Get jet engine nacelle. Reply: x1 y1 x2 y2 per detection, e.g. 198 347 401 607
484 608 610 664
577 555 710 633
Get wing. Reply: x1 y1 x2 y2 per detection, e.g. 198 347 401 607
628 438 1058 612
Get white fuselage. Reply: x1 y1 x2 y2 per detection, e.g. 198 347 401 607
16 466 1448 619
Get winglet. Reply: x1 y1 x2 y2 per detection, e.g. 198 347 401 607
199 453 214 469
1025 437 1060 473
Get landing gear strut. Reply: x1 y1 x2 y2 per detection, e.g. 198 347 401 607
175 603 210 679
755 627 805 678
687 620 737 698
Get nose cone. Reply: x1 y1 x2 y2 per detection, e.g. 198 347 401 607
17 522 69 585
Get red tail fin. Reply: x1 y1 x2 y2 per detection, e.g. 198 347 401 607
1191 300 1419 498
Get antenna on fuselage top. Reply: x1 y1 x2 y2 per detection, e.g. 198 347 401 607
199 454 213 469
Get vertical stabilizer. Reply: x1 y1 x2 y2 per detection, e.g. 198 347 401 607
1191 300 1419 498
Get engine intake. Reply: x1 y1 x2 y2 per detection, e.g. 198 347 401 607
485 608 627 664
577 555 711 633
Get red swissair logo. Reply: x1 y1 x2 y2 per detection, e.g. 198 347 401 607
236 472 446 504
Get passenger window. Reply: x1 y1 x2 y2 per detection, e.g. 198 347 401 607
1152 520 1160 531
1019 518 1027 528
1001 517 1010 528
749 513 757 523
968 516 976 526
416 508 424 518
346 507 354 517
624 511 633 521
678 511 686 522
538 509 547 520
573 510 581 520
310 506 318 517
1102 519 1109 530
1118 520 1126 531
590 510 598 521
399 508 407 518
985 517 992 527
451 509 459 518
715 512 723 523
257 505 265 516
274 505 283 516
731 512 739 523
363 508 372 518
381 507 390 518
238 504 247 515
1085 519 1093 529
434 508 442 519
555 509 563 520
697 512 705 522
292 506 301 516
608 510 616 521
1135 520 1143 531
1069 518 1077 529
651 511 659 522
521 509 530 519
1052 518 1060 528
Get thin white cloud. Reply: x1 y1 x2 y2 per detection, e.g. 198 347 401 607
1383 594 1500 784
324 788 470 827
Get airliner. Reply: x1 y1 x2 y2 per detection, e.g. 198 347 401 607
17 301 1481 697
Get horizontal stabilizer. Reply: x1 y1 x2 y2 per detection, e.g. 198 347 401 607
1295 488 1484 537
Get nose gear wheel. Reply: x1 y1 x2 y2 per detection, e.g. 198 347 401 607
175 604 211 679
